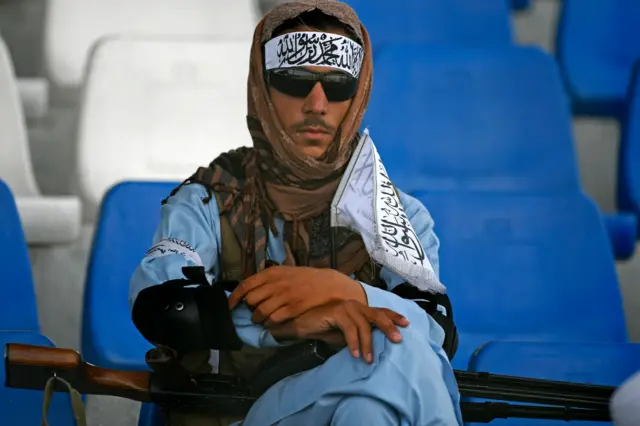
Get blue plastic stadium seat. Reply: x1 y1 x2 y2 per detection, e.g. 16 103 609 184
0 180 40 332
82 181 180 370
0 181 77 424
0 331 78 425
345 0 512 53
365 46 580 195
556 0 640 117
414 191 627 370
618 61 640 232
365 44 636 259
469 341 640 426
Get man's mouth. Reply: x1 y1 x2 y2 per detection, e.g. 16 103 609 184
298 126 328 134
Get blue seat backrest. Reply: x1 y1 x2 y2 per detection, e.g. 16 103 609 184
345 0 512 52
0 180 39 332
556 0 640 116
415 190 627 345
82 181 180 369
618 62 640 216
558 0 640 63
364 46 580 194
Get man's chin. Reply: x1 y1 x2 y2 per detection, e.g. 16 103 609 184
300 145 329 158
293 135 333 158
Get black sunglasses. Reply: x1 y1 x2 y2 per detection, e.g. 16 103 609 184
265 68 358 102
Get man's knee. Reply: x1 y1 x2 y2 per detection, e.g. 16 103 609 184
375 325 444 368
331 396 399 426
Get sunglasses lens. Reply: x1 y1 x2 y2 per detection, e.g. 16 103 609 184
268 69 317 98
267 69 358 102
320 73 358 102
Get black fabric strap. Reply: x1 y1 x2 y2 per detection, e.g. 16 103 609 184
391 283 459 361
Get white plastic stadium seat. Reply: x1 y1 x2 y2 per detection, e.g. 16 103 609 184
0 37 81 244
17 77 49 120
76 36 252 218
44 0 258 90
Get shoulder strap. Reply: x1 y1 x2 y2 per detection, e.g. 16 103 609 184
213 192 243 282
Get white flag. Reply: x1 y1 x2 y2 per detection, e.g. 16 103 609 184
330 129 446 294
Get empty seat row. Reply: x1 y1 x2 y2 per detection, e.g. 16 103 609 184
15 0 516 109
366 44 637 259
44 0 259 93
345 0 513 53
0 37 81 245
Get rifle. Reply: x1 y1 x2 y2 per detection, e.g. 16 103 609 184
5 341 614 423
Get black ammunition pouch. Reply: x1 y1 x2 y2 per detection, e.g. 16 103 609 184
132 266 243 354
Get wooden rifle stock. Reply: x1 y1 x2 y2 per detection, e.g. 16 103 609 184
5 343 152 402
5 343 258 415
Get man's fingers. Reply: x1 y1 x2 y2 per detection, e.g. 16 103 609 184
347 307 374 363
380 308 410 327
228 271 271 309
369 309 403 344
243 284 280 310
251 296 288 324
265 295 314 324
334 311 361 359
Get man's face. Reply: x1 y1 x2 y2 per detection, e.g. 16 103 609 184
268 25 356 158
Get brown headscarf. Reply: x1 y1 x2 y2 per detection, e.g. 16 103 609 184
165 0 376 282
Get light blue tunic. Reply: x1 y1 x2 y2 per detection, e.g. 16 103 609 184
129 183 462 425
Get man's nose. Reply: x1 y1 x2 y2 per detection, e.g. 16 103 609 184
302 82 328 115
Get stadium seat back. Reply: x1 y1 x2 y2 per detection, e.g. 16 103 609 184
76 37 251 219
346 0 512 51
44 0 258 88
82 181 178 369
556 0 640 116
365 46 580 194
416 190 627 366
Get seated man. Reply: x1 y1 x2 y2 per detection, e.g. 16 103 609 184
129 1 462 425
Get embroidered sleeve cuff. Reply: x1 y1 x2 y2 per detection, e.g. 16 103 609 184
144 238 203 266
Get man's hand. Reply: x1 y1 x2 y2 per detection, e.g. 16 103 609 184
266 300 409 364
228 266 367 325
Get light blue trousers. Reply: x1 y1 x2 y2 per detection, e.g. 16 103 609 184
237 325 462 426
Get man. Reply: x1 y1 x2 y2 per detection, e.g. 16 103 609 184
130 1 462 425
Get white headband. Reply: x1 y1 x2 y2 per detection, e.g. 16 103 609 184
264 31 364 78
